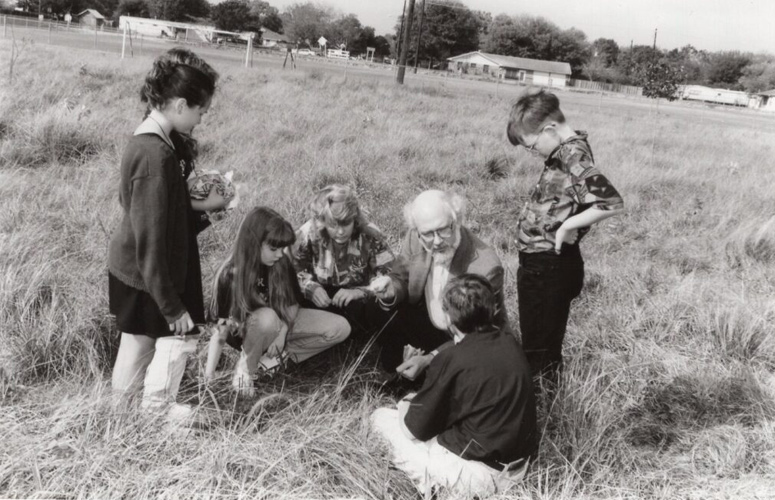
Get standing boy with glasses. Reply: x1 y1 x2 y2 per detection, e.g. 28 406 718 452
507 89 624 390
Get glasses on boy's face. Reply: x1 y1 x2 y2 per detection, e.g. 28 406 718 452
419 223 455 242
522 127 547 155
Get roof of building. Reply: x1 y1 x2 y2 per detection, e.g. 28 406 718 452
77 9 105 19
758 89 775 97
447 51 572 75
260 28 287 42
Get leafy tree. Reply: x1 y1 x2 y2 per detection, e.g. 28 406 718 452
250 0 282 32
372 34 391 58
211 0 255 31
326 13 362 49
592 38 619 66
739 57 775 93
704 51 750 89
642 60 682 100
115 0 149 17
147 0 207 21
474 10 491 37
397 0 479 65
663 45 706 84
281 2 335 45
481 14 589 77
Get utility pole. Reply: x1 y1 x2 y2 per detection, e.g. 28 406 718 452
413 0 425 74
396 0 407 63
653 28 657 50
396 0 415 84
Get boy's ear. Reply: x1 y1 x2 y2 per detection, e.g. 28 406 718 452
506 122 521 146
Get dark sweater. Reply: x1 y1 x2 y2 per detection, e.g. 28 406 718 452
108 134 190 323
404 329 538 468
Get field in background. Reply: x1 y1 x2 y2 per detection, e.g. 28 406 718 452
2 41 775 499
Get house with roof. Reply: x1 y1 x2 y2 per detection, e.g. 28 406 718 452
679 85 749 107
76 9 105 28
446 51 572 88
748 89 775 112
260 28 288 48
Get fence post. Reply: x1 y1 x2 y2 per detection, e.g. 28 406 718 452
48 22 52 43
121 23 127 59
94 23 97 49
2 16 6 38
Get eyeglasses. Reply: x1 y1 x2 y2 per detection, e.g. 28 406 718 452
522 127 548 155
419 223 454 242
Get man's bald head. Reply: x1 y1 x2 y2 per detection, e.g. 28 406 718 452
404 190 466 230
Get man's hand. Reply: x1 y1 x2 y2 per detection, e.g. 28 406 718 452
397 353 433 380
311 287 332 308
169 311 194 336
554 224 579 254
372 278 396 302
332 288 367 308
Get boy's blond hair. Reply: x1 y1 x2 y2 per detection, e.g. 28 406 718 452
507 89 566 146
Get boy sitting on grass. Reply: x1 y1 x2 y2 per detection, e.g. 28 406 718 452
370 274 537 498
507 89 624 389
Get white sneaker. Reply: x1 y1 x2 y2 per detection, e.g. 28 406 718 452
232 352 256 397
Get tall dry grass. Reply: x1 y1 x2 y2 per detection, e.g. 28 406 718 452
2 42 775 499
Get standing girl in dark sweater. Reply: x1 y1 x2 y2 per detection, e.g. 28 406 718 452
108 52 229 420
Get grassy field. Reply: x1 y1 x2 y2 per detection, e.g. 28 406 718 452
2 41 775 499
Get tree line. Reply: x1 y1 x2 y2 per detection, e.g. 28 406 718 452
6 0 774 93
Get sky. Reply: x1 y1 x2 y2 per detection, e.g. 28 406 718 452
264 0 775 54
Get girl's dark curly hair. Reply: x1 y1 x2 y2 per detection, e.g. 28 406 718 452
140 54 216 110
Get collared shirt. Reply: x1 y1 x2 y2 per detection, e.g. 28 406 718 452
425 259 451 330
293 220 395 299
517 131 624 253
404 329 538 466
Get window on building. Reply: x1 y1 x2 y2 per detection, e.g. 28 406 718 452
518 70 526 82
483 65 489 74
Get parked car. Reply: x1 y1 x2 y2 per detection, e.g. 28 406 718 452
295 48 316 57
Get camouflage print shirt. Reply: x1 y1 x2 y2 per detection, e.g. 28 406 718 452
517 131 624 253
292 220 396 300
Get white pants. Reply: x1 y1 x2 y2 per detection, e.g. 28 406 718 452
141 336 198 409
370 408 528 499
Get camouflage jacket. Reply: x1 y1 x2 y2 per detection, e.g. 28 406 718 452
517 131 624 253
292 220 395 299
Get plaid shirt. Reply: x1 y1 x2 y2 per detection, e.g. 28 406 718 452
292 220 395 300
517 131 623 253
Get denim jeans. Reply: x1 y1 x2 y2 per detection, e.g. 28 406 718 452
517 246 584 384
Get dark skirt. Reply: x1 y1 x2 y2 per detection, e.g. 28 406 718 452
109 215 205 337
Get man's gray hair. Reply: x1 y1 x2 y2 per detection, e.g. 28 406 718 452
403 190 467 230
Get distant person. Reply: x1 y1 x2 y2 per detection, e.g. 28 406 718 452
292 184 395 335
507 89 624 388
371 274 537 498
108 51 231 421
372 190 510 381
206 207 351 397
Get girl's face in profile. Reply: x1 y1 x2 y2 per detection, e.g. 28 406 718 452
260 242 285 267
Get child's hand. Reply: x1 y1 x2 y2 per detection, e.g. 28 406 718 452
169 311 194 336
331 288 367 307
194 188 234 212
311 287 332 308
554 225 579 254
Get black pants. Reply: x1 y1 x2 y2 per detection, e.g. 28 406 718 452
376 300 451 372
517 246 584 383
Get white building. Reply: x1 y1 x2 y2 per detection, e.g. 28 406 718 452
260 28 287 47
748 89 775 112
446 51 572 88
679 85 750 107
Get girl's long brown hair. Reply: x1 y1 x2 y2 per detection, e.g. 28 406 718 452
210 207 300 333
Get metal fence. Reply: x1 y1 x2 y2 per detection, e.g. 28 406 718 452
1 14 256 68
